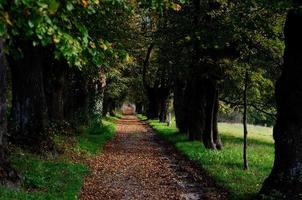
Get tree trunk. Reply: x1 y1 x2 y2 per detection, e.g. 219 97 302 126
203 79 217 149
173 79 188 133
260 9 302 198
159 88 169 122
8 43 52 151
102 96 109 117
93 83 105 119
243 70 248 170
109 101 116 116
136 102 143 114
0 39 19 185
186 78 204 141
64 69 89 124
44 59 67 122
213 88 222 150
146 87 160 119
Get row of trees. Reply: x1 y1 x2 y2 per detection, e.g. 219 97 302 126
1 0 302 198
125 0 302 198
132 0 287 150
0 0 140 184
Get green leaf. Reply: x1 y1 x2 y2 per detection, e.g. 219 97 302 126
48 0 60 14
0 23 6 37
28 20 34 28
66 2 74 11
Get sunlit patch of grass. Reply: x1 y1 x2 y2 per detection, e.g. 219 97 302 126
147 118 274 200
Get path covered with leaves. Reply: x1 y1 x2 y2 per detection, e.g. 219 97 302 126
80 116 226 200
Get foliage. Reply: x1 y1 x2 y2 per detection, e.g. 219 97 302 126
0 0 133 72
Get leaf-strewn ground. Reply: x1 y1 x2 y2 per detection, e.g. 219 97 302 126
80 115 226 200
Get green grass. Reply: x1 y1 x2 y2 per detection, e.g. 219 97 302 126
147 119 274 200
0 117 116 200
75 117 117 154
0 154 88 200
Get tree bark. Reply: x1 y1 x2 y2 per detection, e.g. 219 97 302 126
203 79 217 149
93 84 105 119
44 58 68 122
186 78 204 141
135 102 143 114
173 79 188 133
243 70 248 170
213 88 222 150
159 88 170 122
64 69 89 124
8 42 52 151
146 87 160 119
0 39 19 185
260 9 302 198
109 101 116 116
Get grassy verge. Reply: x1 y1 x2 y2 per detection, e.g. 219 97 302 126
140 115 274 200
0 117 116 200
75 117 117 154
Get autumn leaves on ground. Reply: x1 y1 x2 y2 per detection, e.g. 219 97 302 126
81 116 225 200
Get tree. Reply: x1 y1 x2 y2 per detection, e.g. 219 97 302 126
260 7 302 199
0 39 19 185
243 69 249 170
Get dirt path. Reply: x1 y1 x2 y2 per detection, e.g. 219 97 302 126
80 116 226 200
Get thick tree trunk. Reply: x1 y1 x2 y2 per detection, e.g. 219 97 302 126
0 39 19 185
159 88 169 122
173 79 188 133
44 59 67 122
260 9 302 198
64 69 89 124
146 87 160 119
92 72 106 119
93 84 105 119
186 78 204 141
109 101 116 116
8 43 52 150
0 39 7 181
203 79 217 149
102 96 109 117
136 102 143 114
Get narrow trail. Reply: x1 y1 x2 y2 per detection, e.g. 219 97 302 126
80 116 226 200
